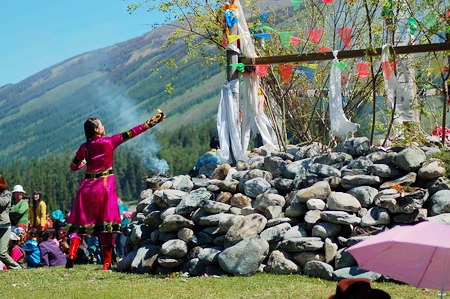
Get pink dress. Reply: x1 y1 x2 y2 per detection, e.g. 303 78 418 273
67 123 151 235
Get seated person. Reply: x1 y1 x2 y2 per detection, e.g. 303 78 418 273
8 232 27 269
38 228 66 267
190 136 222 178
22 228 41 268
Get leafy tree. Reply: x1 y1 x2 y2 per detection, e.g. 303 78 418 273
129 0 450 146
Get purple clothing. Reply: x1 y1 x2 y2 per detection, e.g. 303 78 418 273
68 123 151 236
38 239 66 267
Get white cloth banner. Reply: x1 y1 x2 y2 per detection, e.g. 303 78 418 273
329 50 359 139
217 79 247 163
241 72 277 151
382 44 416 125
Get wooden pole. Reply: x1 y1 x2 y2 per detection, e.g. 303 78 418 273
239 42 450 65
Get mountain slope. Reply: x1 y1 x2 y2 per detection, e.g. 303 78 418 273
0 24 223 163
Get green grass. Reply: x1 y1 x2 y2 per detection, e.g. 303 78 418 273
0 264 442 299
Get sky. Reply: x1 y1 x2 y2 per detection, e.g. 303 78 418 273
0 0 165 87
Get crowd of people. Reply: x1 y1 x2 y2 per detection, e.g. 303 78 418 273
0 181 133 270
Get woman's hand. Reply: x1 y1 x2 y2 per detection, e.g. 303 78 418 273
146 110 166 127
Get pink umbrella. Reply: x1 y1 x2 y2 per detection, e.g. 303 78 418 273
347 221 450 297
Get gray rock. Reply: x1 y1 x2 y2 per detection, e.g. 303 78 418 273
303 260 334 280
311 222 342 239
278 237 324 252
324 238 338 264
200 199 231 214
346 156 373 171
264 250 299 274
198 247 222 264
306 198 326 210
427 177 450 195
360 206 391 226
334 248 356 269
368 163 402 178
284 202 308 217
244 177 272 198
265 205 284 219
333 267 382 281
177 228 194 242
171 175 194 192
161 239 188 258
224 213 268 248
264 156 286 178
130 245 161 274
309 163 341 178
320 211 361 225
260 222 291 243
218 235 269 275
374 188 428 214
418 159 446 180
182 257 206 276
346 186 378 208
153 189 188 209
334 137 371 157
379 172 417 188
284 158 312 180
283 224 308 240
157 255 185 268
327 192 361 212
272 177 294 194
175 188 213 216
159 215 195 233
292 251 325 267
294 181 331 202
392 146 427 172
393 209 427 223
340 175 381 189
254 193 286 212
304 210 322 228
314 152 353 166
428 189 450 216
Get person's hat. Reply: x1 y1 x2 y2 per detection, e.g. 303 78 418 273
329 278 391 299
12 185 25 193
13 227 24 235
10 232 19 241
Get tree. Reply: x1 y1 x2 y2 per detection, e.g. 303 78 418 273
129 0 450 146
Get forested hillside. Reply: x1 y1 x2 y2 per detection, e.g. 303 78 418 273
0 24 223 164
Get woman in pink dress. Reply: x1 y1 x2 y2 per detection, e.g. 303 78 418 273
66 111 166 270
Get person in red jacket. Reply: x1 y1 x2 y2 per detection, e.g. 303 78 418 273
65 111 166 270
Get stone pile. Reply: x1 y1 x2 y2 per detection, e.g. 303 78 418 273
116 137 450 281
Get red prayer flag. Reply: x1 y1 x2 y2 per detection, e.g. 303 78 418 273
278 64 294 82
308 29 323 43
290 36 301 46
256 64 269 77
382 61 396 80
337 27 352 48
355 61 370 78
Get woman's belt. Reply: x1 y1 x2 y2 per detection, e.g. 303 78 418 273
84 168 114 179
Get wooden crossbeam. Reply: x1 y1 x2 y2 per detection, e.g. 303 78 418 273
239 42 450 65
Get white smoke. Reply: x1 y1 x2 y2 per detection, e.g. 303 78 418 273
94 82 169 174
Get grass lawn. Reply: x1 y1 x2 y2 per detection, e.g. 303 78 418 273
0 264 442 299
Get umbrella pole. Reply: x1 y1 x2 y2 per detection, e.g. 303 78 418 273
439 249 450 299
